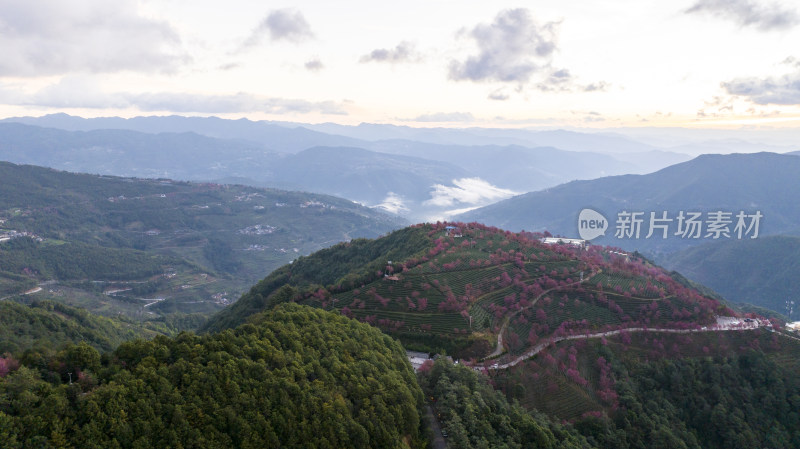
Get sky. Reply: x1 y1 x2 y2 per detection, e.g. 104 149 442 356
1 0 799 129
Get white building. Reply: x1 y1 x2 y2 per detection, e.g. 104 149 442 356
540 237 587 248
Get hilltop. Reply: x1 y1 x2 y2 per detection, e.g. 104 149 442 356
205 222 741 359
5 221 800 448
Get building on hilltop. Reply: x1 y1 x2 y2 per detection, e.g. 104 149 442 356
540 237 587 249
445 226 463 238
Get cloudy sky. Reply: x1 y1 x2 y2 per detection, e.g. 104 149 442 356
1 0 799 128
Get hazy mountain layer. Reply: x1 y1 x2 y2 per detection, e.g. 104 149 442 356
0 116 696 221
458 152 800 256
660 235 800 319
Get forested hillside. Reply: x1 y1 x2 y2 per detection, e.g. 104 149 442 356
660 235 800 319
4 221 800 448
0 304 426 448
492 327 800 448
418 358 590 448
0 300 166 354
0 161 402 320
203 225 433 333
197 222 800 447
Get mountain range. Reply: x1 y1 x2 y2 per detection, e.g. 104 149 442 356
1 115 699 221
458 152 800 256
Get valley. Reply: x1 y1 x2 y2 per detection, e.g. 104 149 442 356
0 161 403 322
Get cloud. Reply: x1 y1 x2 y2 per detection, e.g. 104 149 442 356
26 76 130 109
424 178 519 207
582 81 611 92
685 0 799 31
0 0 187 77
493 116 560 125
782 56 800 68
218 62 242 71
536 68 573 92
359 41 419 63
373 192 409 215
722 70 800 105
449 9 560 84
244 9 314 46
8 78 348 115
129 92 347 115
405 112 475 122
304 59 324 72
488 88 510 101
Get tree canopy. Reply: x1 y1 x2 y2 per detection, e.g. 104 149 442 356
1 303 426 448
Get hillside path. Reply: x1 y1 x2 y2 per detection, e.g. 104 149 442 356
484 269 600 359
488 316 766 370
425 405 448 449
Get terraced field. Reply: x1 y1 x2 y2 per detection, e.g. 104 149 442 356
589 272 666 299
515 368 602 420
291 224 601 354
219 222 738 360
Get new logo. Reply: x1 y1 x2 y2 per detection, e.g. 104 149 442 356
578 208 608 241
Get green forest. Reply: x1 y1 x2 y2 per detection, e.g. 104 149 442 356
418 358 589 449
0 300 159 354
0 237 177 281
0 300 207 355
0 304 426 448
574 349 800 448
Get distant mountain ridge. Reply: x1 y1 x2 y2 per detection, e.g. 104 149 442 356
0 119 692 221
1 112 366 152
3 113 660 152
458 152 800 255
363 141 690 191
0 122 280 180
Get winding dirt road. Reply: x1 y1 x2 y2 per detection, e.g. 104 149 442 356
488 316 766 370
484 269 600 359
